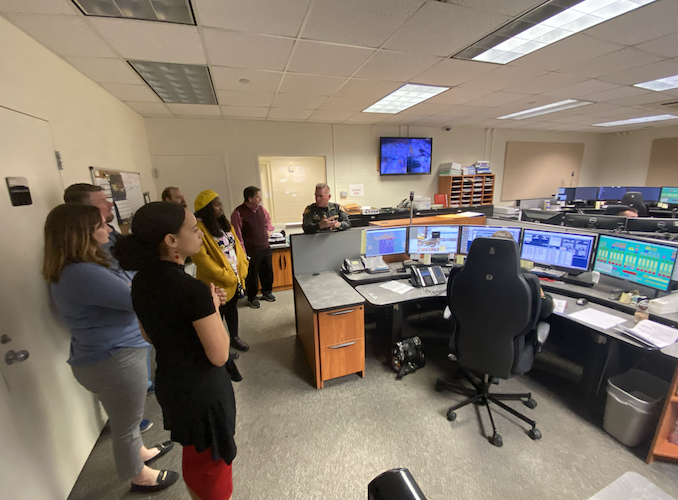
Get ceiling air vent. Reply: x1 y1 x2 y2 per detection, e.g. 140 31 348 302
659 100 678 110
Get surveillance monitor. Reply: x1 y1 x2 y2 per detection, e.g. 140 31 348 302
564 214 628 231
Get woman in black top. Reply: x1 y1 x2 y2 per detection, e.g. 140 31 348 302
114 202 236 500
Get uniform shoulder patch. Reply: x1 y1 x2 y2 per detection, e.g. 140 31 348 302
303 205 311 215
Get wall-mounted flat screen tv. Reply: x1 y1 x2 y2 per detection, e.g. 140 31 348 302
380 137 432 175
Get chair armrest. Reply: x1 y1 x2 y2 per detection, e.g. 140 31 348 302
536 322 550 352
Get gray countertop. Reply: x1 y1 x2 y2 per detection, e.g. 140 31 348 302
270 242 290 250
295 271 365 312
355 279 447 306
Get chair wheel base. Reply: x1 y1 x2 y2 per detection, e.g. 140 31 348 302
523 398 537 409
528 428 542 440
490 434 503 447
446 410 457 422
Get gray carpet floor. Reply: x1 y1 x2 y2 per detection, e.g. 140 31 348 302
68 289 678 500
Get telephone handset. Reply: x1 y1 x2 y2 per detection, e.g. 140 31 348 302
342 258 365 274
409 265 447 287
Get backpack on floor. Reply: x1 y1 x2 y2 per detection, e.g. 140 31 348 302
391 336 425 380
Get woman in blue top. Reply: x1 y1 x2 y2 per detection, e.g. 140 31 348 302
43 204 179 494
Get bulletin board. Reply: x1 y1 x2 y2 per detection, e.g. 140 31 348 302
646 137 678 186
90 167 147 234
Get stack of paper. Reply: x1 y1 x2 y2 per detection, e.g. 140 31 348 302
379 281 413 295
568 308 627 330
617 320 678 348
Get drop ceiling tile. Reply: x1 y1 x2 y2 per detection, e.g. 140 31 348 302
384 1 509 57
216 90 274 107
459 66 547 92
302 0 424 48
410 115 455 126
203 28 294 71
268 108 314 120
411 59 495 87
272 93 327 109
446 0 544 16
543 80 620 99
464 91 527 107
319 96 376 112
89 18 205 64
504 73 587 95
211 67 282 93
0 0 77 14
399 102 453 115
561 48 664 79
193 0 310 37
344 112 392 123
426 87 494 105
6 14 116 57
65 57 141 84
220 106 269 118
598 60 678 86
380 114 429 124
166 104 221 116
307 109 354 123
489 95 566 114
436 105 489 117
101 83 159 102
607 92 677 107
353 51 441 82
511 35 622 72
126 102 172 116
278 73 346 96
444 116 486 125
586 106 644 118
332 79 401 99
635 33 678 59
287 41 374 77
584 0 678 46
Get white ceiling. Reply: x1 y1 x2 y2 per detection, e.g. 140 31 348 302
2 0 678 132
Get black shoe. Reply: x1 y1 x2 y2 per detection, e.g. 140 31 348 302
144 441 174 465
231 336 250 352
130 470 179 493
227 359 243 382
262 292 276 302
229 351 240 360
248 298 260 308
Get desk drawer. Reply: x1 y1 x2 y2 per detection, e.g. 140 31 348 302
320 338 365 381
318 306 364 347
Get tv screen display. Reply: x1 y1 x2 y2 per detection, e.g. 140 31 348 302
380 137 432 175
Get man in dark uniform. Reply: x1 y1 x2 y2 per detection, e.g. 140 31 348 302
302 183 351 234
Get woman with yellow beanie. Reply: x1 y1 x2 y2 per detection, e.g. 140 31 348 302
192 190 250 352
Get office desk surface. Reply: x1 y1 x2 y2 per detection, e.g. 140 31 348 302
355 279 446 306
368 215 486 227
294 271 364 312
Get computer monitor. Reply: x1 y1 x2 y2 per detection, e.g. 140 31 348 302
520 209 563 225
574 187 598 200
626 217 678 233
556 187 575 202
628 187 661 202
521 228 596 273
563 214 627 231
594 234 678 292
459 225 522 255
597 186 627 201
660 187 678 205
365 227 408 257
407 225 460 255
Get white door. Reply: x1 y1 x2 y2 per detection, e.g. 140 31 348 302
154 155 234 213
0 107 104 500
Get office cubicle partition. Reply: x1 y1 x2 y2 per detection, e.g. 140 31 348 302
290 229 363 276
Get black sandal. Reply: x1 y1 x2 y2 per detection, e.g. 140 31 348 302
144 441 174 465
130 469 179 493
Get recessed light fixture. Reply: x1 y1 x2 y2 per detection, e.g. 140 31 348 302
129 61 217 104
634 74 678 92
72 0 195 25
363 84 449 114
498 99 592 120
456 0 659 65
592 114 678 127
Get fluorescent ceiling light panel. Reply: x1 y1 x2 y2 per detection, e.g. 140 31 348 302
455 0 659 65
129 61 217 104
593 114 678 127
72 0 195 25
363 84 449 114
498 99 592 120
634 74 678 92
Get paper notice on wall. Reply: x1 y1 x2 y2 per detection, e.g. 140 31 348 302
349 184 364 197
115 199 133 222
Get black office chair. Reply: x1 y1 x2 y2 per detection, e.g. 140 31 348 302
621 191 647 216
435 237 549 447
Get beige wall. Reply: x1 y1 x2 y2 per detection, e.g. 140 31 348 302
0 16 156 498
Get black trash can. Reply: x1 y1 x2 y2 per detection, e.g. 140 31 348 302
368 468 427 500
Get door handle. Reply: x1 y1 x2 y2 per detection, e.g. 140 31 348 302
328 309 354 316
329 341 356 349
5 350 29 365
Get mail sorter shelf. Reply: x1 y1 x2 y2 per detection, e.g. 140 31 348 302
439 174 494 208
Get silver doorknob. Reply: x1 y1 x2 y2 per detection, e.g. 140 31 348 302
5 350 29 365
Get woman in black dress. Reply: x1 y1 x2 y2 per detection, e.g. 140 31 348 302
114 202 236 500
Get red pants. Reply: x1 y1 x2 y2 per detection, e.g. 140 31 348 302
182 446 233 500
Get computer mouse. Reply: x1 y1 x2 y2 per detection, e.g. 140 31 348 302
576 298 588 306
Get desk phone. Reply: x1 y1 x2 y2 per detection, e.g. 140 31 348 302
410 265 447 287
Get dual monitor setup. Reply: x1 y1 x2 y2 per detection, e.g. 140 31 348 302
555 186 678 204
363 225 678 293
522 210 678 233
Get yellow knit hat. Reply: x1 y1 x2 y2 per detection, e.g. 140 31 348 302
194 190 219 212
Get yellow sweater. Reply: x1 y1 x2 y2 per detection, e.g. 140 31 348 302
192 221 249 300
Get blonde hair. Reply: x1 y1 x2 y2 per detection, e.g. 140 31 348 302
315 183 329 192
491 230 515 241
43 204 110 283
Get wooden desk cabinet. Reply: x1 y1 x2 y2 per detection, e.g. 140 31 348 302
272 248 292 291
